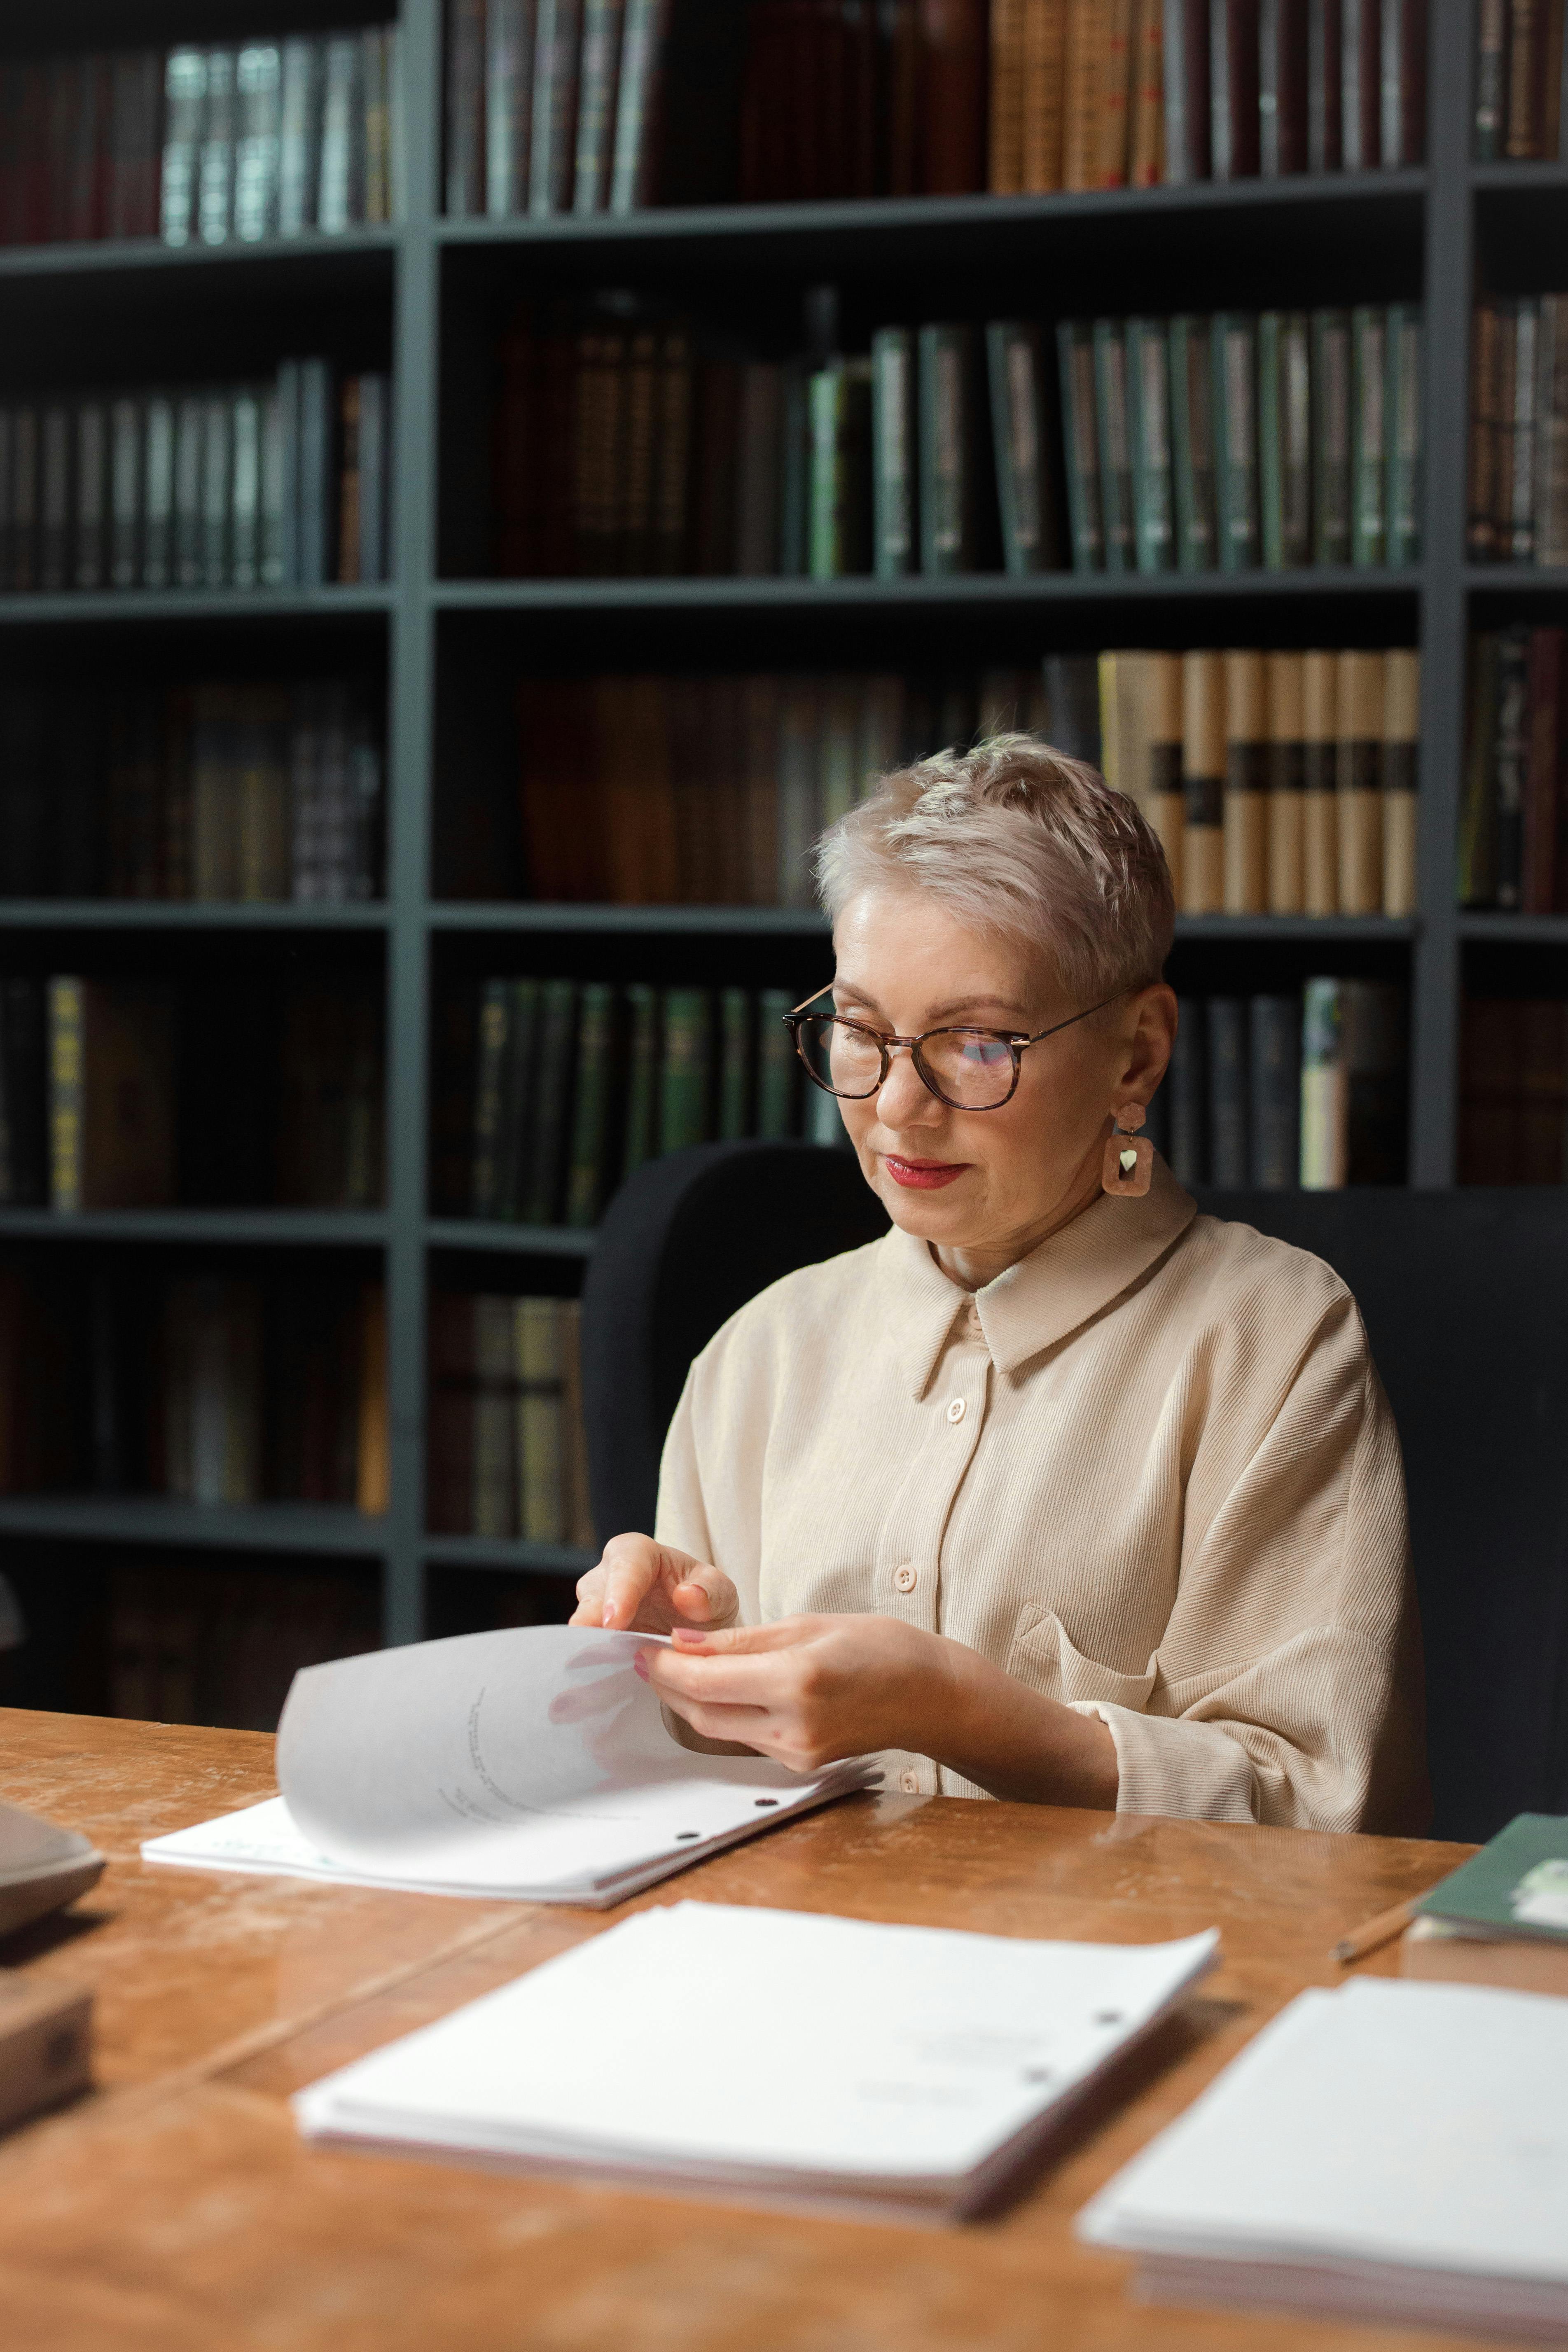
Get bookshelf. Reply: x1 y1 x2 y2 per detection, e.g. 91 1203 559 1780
0 2 1554 1704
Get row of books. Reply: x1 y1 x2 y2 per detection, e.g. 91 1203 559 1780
1100 647 1419 918
1157 979 1406 1190
1459 997 1568 1184
0 32 400 252
1460 627 1568 912
1474 0 1568 161
434 977 831 1229
444 0 668 217
0 1266 386 1513
732 0 1427 202
105 1563 380 1734
0 364 391 598
1467 298 1568 566
0 681 383 904
428 1292 593 1544
1059 306 1422 577
0 976 383 1212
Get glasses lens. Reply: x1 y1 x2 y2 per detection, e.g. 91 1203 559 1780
796 1016 884 1098
918 1029 1018 1109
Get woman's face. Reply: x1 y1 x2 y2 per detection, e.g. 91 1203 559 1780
829 886 1176 1266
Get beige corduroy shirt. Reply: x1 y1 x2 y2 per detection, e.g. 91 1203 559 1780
655 1157 1428 1833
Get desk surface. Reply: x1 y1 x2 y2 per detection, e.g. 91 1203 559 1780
0 1708 1490 2352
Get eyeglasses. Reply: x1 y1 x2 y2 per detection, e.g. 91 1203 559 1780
782 985 1127 1112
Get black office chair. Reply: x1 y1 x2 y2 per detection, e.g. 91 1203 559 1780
581 1149 1568 1842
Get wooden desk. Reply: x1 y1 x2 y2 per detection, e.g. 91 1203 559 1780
0 1709 1485 2352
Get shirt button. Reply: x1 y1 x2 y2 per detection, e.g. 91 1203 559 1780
946 1397 966 1424
893 1563 918 1593
900 1769 920 1793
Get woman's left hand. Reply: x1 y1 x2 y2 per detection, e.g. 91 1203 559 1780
639 1613 960 1774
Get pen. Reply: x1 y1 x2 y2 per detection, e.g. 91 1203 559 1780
1330 1895 1417 1966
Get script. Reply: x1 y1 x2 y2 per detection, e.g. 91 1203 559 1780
141 1624 878 1906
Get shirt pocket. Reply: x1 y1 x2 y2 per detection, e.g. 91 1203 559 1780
1005 1607 1157 1712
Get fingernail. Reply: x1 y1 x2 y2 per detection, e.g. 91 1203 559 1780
633 1655 649 1680
671 1628 708 1649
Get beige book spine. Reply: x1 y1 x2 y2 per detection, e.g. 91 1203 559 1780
1097 651 1125 798
1146 650 1184 897
1302 649 1339 915
1337 649 1385 916
1222 649 1268 914
1180 650 1224 913
1022 0 1068 188
1266 651 1306 913
990 0 1028 191
1383 647 1420 917
1127 0 1164 184
1094 0 1133 186
1061 0 1103 189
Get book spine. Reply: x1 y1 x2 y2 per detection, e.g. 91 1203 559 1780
1264 650 1306 913
564 979 616 1224
1302 645 1339 912
47 976 84 1213
143 395 175 589
362 28 393 224
1092 316 1135 574
871 327 916 578
1337 646 1385 913
1162 0 1191 178
297 357 334 587
525 976 579 1222
1023 0 1069 188
1522 629 1564 912
317 36 362 232
1509 299 1539 562
918 324 973 574
1169 315 1217 570
278 39 321 234
1205 997 1249 1184
1535 295 1568 564
160 50 206 245
108 396 141 591
1223 648 1269 912
1466 301 1499 561
1126 317 1175 572
658 985 711 1152
200 393 232 589
1147 650 1186 897
1308 0 1343 168
1382 644 1419 916
990 0 1028 191
1211 312 1260 572
921 0 989 193
470 980 511 1218
1506 0 1547 158
1350 304 1387 565
38 404 69 594
1475 0 1506 158
1250 995 1302 1187
197 47 237 246
1129 0 1166 182
73 402 105 590
1385 302 1423 566
1260 310 1311 567
986 320 1051 576
809 362 847 579
1493 621 1531 909
1458 631 1500 908
356 375 389 584
574 0 625 212
1223 0 1262 174
608 0 671 212
1181 648 1225 912
1056 320 1105 571
234 43 282 242
530 0 583 214
1311 307 1351 565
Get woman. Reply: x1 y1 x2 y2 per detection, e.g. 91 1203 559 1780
572 737 1428 1833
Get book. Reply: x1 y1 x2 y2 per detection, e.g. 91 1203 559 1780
1180 649 1224 912
530 0 583 213
1382 645 1419 916
1260 0 1309 173
918 325 974 574
1300 975 1404 1185
1340 0 1380 166
1169 314 1217 569
1129 0 1166 181
986 321 1054 575
809 359 872 578
1093 317 1136 574
990 0 1028 188
574 0 626 212
1474 0 1506 159
1162 0 1212 178
1023 0 1070 188
1458 631 1502 908
1266 649 1306 911
47 976 175 1212
608 0 672 212
145 1626 881 1905
294 1901 1216 2216
160 49 206 245
1402 1913 1568 1999
1249 995 1301 1185
317 37 365 232
1258 309 1311 567
197 46 238 246
1210 0 1262 178
1077 1976 1568 2340
1211 313 1259 570
1310 307 1352 565
1350 304 1387 565
234 44 282 241
1535 294 1568 564
1492 621 1532 909
1336 647 1384 914
1384 301 1422 566
1222 648 1268 912
1416 1812 1568 1944
1125 316 1175 572
1056 320 1105 571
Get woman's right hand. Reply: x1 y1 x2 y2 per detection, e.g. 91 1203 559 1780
569 1533 740 1636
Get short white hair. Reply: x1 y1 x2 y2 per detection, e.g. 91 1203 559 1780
813 734 1175 1004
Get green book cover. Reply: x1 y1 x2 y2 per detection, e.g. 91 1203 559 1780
755 986 799 1138
620 981 660 1177
1092 317 1134 575
523 976 577 1226
1351 304 1388 567
1124 317 1175 575
870 327 915 579
778 358 809 577
1210 312 1260 573
918 323 974 575
563 979 615 1229
1168 315 1217 572
1414 1815 1568 1945
985 320 1051 577
1311 308 1352 565
717 986 752 1140
659 986 713 1152
1259 311 1311 569
1055 319 1103 575
1386 302 1423 568
469 977 511 1219
808 362 849 581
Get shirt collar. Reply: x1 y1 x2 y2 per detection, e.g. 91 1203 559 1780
875 1156 1197 1397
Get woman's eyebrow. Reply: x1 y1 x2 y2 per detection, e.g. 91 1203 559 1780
833 986 1034 1025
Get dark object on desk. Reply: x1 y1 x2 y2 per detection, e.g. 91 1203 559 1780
0 1801 106 1941
0 1974 92 2133
580 1139 887 1546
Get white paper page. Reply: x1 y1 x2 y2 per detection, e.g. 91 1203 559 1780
1078 1976 1568 2284
297 1903 1217 2187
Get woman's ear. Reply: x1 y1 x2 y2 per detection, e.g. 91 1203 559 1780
1121 985 1178 1103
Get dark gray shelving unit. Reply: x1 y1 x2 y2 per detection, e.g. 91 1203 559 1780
0 0 1556 1659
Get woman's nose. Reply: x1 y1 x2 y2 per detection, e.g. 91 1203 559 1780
875 1046 943 1124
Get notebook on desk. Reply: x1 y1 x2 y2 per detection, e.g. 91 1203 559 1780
140 1625 878 1907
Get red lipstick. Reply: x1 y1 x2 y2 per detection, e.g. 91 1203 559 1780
883 1154 967 1190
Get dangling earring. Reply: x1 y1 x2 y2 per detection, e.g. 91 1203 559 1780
1102 1105 1153 1198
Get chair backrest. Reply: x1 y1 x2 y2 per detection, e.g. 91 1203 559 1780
581 1154 1568 1842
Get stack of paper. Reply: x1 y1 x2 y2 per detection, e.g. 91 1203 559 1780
295 1903 1218 2218
142 1626 877 1907
1078 1976 1568 2337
